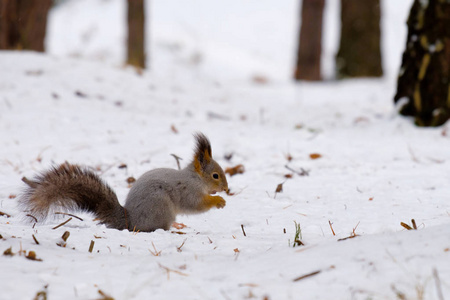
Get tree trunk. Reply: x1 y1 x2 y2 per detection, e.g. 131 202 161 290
294 0 325 81
336 0 383 78
126 0 146 69
394 0 450 127
0 0 52 52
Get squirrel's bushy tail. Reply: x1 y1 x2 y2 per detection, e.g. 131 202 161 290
19 163 128 230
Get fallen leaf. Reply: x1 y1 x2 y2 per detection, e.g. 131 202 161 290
275 183 283 193
309 153 322 160
3 247 14 256
252 75 269 84
75 90 87 98
25 251 42 261
225 164 245 176
171 124 179 134
172 222 187 230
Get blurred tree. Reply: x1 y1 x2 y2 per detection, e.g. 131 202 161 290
336 0 383 78
0 0 52 52
294 0 325 81
126 0 146 69
394 0 450 127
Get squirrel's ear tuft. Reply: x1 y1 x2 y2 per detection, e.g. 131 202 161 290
193 132 212 173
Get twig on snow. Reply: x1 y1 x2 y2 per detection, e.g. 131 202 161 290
52 217 72 230
328 220 336 236
293 270 321 282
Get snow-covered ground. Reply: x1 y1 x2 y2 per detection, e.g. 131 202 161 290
1 0 450 299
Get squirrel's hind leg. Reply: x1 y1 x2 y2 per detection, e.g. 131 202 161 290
125 194 176 232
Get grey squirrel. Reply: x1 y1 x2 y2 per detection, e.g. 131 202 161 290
19 133 229 232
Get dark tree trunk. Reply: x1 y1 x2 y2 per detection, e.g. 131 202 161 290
336 0 383 78
394 0 450 127
294 0 325 81
0 0 52 52
126 0 146 69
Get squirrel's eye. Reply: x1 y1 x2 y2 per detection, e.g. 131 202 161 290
212 173 219 180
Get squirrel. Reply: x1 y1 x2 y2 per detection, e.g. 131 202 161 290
18 133 229 232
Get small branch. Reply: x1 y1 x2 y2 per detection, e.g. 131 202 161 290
55 212 83 221
337 235 358 242
32 234 40 245
0 211 11 218
293 270 321 282
241 224 247 237
52 217 72 230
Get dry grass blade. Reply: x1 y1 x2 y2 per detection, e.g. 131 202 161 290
33 286 48 300
433 268 444 300
293 270 321 282
88 240 95 253
411 219 417 230
177 239 187 252
328 220 336 236
285 165 309 176
52 217 72 230
241 224 247 237
26 214 38 223
149 242 162 256
170 154 183 170
62 231 70 242
158 263 188 280
97 289 115 300
32 234 39 245
400 222 413 230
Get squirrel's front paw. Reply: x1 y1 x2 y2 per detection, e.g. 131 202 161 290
215 196 226 209
200 194 226 211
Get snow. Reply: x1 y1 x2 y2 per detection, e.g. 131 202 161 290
1 0 449 299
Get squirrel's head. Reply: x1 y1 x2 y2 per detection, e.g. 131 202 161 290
192 133 228 194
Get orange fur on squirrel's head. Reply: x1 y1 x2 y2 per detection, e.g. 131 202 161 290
192 133 228 194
